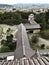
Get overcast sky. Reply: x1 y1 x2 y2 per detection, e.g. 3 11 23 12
0 0 49 5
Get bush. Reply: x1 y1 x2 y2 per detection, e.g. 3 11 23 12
6 28 13 36
41 44 45 49
6 35 13 42
1 34 16 51
0 46 10 52
1 39 7 46
0 26 3 35
40 30 49 39
31 36 38 44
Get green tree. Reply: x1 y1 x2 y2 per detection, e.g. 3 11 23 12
1 34 16 51
35 13 46 30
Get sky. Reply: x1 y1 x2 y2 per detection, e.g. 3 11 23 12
0 0 49 5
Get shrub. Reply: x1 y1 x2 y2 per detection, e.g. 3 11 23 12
0 46 10 52
31 35 38 44
41 44 45 49
1 34 16 52
6 28 13 36
1 39 7 46
40 30 49 39
0 26 3 35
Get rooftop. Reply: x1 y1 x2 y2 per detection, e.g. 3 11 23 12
24 23 40 30
0 23 49 65
14 23 34 59
0 56 49 65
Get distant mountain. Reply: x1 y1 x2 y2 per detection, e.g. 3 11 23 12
0 4 13 8
14 3 49 7
0 3 49 8
14 4 33 7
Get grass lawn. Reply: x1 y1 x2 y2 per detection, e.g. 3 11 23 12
0 26 3 35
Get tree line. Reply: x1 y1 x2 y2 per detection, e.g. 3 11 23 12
0 11 33 25
0 10 49 30
35 10 49 30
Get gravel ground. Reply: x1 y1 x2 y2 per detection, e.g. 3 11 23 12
38 37 49 46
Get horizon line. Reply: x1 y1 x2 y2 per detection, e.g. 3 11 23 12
0 3 49 5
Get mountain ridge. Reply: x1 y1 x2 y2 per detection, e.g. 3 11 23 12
0 3 49 8
0 4 13 8
13 3 49 7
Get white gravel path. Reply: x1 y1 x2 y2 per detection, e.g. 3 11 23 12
38 37 49 46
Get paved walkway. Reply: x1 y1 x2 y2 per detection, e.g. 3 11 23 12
0 52 14 58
